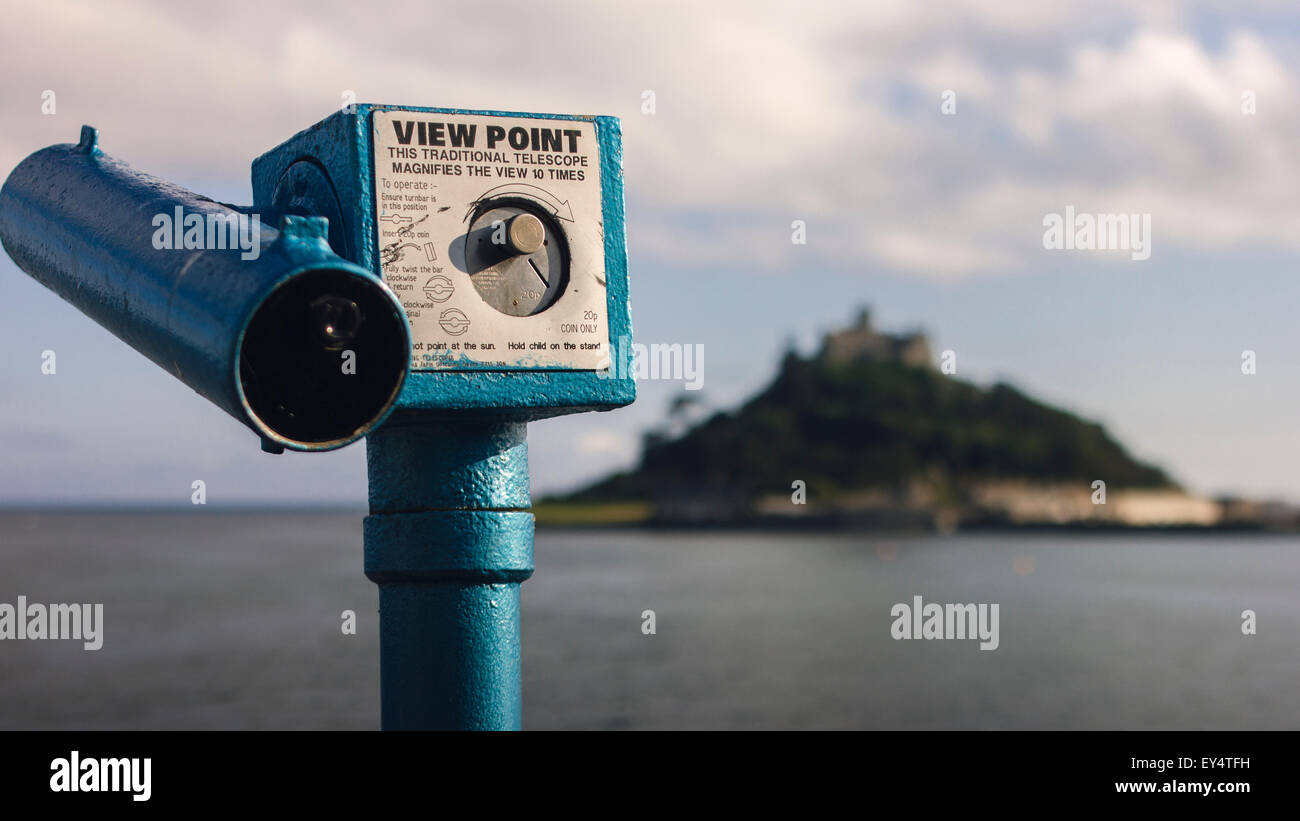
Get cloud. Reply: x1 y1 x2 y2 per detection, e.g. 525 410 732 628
2 1 1296 280
576 428 634 457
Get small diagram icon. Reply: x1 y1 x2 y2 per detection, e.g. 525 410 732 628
379 213 436 267
438 308 470 336
382 240 437 267
424 275 454 302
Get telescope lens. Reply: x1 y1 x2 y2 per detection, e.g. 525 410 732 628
239 268 409 448
309 295 362 349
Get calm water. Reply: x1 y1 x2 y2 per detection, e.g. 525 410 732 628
0 511 1297 730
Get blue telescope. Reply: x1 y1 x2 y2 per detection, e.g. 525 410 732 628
1 105 636 730
0 126 411 452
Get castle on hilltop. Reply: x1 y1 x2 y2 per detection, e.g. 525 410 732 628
818 308 932 369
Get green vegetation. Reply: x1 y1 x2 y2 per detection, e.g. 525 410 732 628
533 501 652 526
563 348 1173 506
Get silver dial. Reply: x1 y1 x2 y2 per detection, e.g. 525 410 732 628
464 201 567 316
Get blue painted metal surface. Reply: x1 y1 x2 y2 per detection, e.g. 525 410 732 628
365 419 534 729
0 125 411 451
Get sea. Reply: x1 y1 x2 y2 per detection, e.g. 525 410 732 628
0 510 1297 730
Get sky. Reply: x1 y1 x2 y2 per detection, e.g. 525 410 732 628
1 0 1299 506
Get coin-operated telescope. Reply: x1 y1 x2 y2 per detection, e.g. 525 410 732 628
0 106 636 730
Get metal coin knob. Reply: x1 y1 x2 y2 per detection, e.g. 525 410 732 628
506 213 545 255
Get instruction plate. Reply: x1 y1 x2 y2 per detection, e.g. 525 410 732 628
371 110 608 370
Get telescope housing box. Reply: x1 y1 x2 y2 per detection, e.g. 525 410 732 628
252 105 635 421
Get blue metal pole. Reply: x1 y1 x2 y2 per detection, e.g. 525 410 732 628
363 417 534 730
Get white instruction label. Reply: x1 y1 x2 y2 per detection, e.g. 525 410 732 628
371 110 609 370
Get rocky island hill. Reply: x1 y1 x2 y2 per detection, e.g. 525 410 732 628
546 310 1292 531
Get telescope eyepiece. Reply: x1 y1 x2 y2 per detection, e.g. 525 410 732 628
238 268 409 450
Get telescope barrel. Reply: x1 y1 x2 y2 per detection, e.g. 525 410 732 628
0 126 411 452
